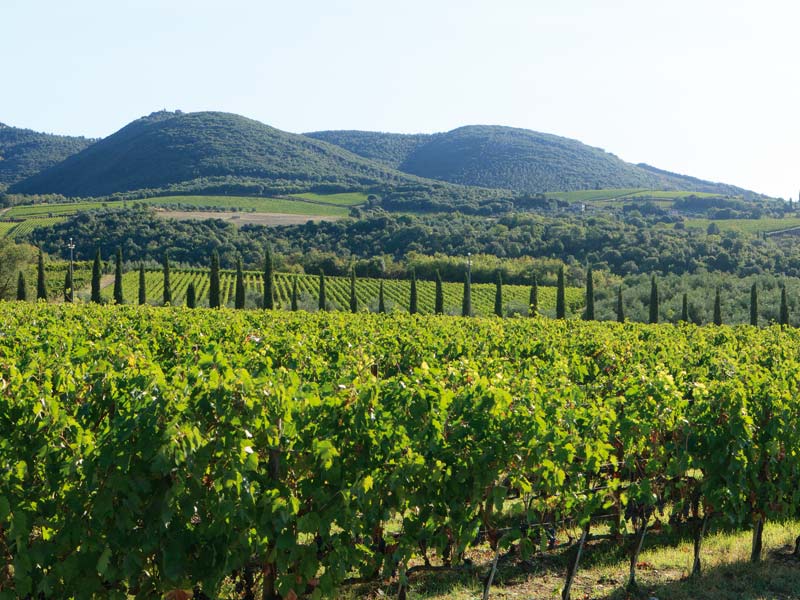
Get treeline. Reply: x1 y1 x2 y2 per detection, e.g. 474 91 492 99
28 207 800 280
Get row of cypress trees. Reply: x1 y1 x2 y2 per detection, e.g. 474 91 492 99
18 249 792 325
584 269 792 326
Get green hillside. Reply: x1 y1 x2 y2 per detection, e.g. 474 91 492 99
8 111 432 198
0 123 93 187
304 130 431 169
307 125 757 197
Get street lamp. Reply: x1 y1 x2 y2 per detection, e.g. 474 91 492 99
66 238 76 302
467 252 472 278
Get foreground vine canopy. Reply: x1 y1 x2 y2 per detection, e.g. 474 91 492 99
1 304 800 599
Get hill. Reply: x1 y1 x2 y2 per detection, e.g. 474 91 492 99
307 125 758 197
9 111 436 198
0 123 93 188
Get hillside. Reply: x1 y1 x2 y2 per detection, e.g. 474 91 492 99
307 125 758 197
9 111 435 197
0 123 93 188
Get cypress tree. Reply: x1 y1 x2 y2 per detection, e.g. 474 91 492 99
681 292 689 322
209 251 221 308
162 252 172 306
529 273 538 317
616 286 625 323
713 288 722 325
318 270 326 311
90 249 102 303
138 263 146 305
780 286 789 326
584 267 594 321
349 268 358 313
290 276 299 311
36 249 47 301
556 266 566 319
234 257 245 309
461 270 472 317
186 282 196 308
263 244 274 309
16 271 27 301
648 275 659 324
378 280 386 313
750 283 758 326
63 268 73 303
492 271 503 317
434 270 444 315
113 247 124 305
409 270 418 314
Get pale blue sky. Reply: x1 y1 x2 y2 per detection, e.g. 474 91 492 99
3 0 798 198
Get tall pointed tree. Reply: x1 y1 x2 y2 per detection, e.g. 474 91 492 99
162 252 172 306
750 283 758 326
138 263 147 305
461 270 472 317
234 257 245 309
616 286 625 323
409 270 418 314
113 247 124 305
780 286 789 326
290 276 299 311
378 280 386 313
713 288 722 325
16 271 27 302
36 249 47 301
349 268 358 313
434 270 444 315
583 267 594 321
648 275 659 324
90 249 102 303
529 273 538 317
681 292 689 323
493 271 503 317
186 282 197 308
556 266 566 319
263 244 274 309
318 270 326 311
209 251 221 308
63 268 73 303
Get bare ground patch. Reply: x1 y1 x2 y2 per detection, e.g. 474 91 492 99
155 209 343 226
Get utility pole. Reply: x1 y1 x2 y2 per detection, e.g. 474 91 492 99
67 237 76 302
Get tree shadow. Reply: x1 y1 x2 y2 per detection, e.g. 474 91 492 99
345 529 800 600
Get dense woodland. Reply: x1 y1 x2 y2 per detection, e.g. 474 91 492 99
28 206 800 282
309 125 756 196
0 123 93 189
5 111 761 204
9 111 433 197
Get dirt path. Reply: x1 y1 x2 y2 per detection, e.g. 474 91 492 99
75 273 114 295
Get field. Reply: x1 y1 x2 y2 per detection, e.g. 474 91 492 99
2 305 800 599
545 189 722 203
287 191 369 205
0 221 19 237
684 216 800 234
147 195 352 215
0 193 361 237
101 269 583 316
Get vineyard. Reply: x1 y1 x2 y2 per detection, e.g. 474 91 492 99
2 305 800 599
103 269 584 316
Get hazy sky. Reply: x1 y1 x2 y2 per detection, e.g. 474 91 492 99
3 0 798 198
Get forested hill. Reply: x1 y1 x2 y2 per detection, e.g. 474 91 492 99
307 125 757 197
9 111 439 197
0 123 93 188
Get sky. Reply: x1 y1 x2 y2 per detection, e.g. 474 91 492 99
2 0 798 198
